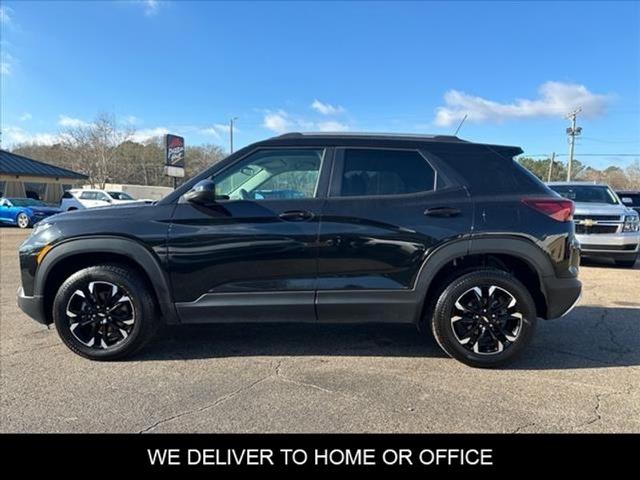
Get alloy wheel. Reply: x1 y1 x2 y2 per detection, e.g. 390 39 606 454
450 285 523 355
65 281 135 349
17 213 29 229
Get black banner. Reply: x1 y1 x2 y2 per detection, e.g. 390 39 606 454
2 433 637 474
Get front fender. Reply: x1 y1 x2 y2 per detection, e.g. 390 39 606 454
35 236 178 324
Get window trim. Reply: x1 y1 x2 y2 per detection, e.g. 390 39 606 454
207 147 333 203
329 147 439 199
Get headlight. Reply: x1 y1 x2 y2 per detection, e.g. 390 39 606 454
19 221 62 256
31 221 52 236
623 215 640 232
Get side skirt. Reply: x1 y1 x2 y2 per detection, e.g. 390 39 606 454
175 290 420 324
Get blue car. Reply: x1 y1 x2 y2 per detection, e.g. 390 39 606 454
0 197 62 229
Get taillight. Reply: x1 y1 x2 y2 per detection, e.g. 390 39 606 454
522 197 575 222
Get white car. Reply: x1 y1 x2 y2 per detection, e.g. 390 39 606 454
60 189 151 211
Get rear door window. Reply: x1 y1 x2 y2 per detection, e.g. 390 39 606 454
338 149 436 197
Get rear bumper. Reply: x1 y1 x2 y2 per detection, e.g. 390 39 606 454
542 276 582 319
17 287 48 325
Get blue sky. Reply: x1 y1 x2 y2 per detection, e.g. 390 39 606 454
1 1 638 168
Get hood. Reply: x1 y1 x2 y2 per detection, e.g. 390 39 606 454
572 202 629 217
50 201 154 222
29 205 62 214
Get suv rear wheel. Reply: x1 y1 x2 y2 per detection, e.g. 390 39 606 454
430 269 537 368
52 264 158 360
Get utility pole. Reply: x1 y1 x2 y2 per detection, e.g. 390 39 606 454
229 117 238 153
565 107 582 181
547 152 556 182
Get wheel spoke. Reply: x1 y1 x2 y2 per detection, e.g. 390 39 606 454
66 280 135 350
460 325 482 347
493 322 517 343
450 284 523 356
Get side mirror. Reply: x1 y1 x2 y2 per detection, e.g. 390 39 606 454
184 180 217 205
621 197 633 205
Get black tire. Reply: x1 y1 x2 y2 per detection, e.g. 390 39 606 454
53 264 158 360
430 269 537 368
614 255 637 268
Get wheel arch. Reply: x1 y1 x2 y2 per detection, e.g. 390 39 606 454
35 236 178 325
414 236 552 324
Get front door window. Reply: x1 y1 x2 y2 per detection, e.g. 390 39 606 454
213 149 324 200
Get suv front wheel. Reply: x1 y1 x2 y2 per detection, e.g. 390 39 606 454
430 269 537 368
52 264 158 360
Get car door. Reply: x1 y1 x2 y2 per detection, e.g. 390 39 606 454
168 147 331 323
0 199 13 223
94 191 113 206
316 147 474 323
78 191 99 208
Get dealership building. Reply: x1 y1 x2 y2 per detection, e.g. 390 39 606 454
0 149 88 203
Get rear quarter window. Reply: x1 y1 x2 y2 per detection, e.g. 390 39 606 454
422 143 546 195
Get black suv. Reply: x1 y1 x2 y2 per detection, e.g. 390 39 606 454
17 133 581 367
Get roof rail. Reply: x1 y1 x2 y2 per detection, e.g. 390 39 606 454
274 132 466 142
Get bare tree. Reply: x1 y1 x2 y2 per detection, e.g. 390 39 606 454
62 112 134 188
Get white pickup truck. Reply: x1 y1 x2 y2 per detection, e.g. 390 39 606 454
547 182 640 267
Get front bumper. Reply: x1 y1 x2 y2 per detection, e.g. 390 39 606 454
17 287 47 325
542 276 582 319
577 232 639 258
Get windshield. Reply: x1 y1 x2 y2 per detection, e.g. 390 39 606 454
107 191 135 200
8 198 47 207
549 185 619 205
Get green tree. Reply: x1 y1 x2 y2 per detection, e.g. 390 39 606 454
517 157 567 182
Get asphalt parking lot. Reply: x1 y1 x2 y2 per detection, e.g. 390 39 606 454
1 227 639 433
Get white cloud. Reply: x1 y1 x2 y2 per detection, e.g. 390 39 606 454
263 110 293 134
19 112 32 121
311 99 345 115
0 50 14 76
130 127 169 143
316 121 349 132
143 0 159 16
434 81 610 127
124 115 139 125
200 123 233 139
212 122 231 133
200 128 221 139
2 126 66 146
0 6 12 25
263 109 352 134
58 115 91 128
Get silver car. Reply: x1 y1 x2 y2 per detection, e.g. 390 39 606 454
547 182 640 268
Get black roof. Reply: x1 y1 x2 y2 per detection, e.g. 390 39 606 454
0 149 88 180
